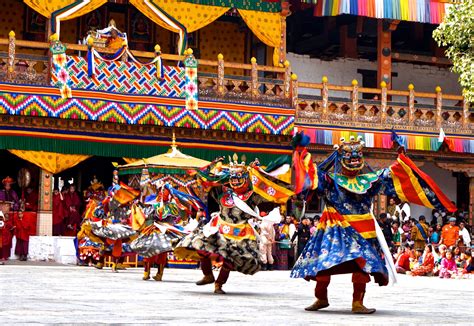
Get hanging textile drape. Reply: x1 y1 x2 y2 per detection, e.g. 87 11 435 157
238 9 282 66
123 158 141 164
24 0 107 36
9 150 91 174
313 0 449 24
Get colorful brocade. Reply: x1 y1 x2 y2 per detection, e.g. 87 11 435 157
290 207 388 284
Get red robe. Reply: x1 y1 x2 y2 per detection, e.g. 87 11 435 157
25 190 39 212
52 193 65 226
63 191 82 227
0 217 14 259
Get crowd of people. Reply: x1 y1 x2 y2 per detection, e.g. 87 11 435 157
376 203 473 279
0 176 38 263
255 214 319 271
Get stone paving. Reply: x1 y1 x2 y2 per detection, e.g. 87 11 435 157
0 263 472 325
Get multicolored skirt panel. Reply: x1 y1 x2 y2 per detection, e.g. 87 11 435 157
290 207 388 285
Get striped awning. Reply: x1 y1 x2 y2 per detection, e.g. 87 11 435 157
313 0 451 24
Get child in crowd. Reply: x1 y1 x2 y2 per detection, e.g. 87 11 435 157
460 250 473 276
409 245 435 277
439 250 458 279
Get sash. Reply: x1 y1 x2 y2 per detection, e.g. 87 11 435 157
416 222 429 242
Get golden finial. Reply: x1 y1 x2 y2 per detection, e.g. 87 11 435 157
352 79 358 86
217 53 224 60
322 76 328 83
171 131 177 149
9 30 15 38
408 83 415 91
435 86 442 93
251 57 257 64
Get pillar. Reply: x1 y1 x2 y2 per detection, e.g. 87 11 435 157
377 20 398 89
37 169 53 236
470 178 474 226
279 1 290 66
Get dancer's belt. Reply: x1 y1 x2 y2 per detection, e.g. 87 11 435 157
210 215 256 241
322 207 376 239
342 213 376 239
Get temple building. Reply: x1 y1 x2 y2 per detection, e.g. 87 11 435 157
0 0 471 240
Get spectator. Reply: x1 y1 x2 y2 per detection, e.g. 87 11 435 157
24 186 38 212
458 222 471 249
409 245 435 276
378 213 393 248
309 217 319 235
291 216 311 259
461 250 473 275
395 245 412 274
410 249 423 270
52 188 65 236
440 217 460 247
392 222 402 249
411 216 429 250
402 219 412 244
259 218 276 271
453 246 463 267
63 184 82 236
430 224 442 244
275 216 296 270
439 250 458 279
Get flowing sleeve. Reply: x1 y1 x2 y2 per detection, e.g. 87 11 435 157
378 153 457 213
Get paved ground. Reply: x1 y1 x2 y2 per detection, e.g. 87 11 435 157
0 262 472 325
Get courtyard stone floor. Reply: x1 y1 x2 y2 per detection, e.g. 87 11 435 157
0 262 472 325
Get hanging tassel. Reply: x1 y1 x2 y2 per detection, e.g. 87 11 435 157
154 44 163 80
86 36 95 78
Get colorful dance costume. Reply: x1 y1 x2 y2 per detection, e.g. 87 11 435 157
290 132 456 313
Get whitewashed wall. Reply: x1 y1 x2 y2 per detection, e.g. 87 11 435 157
288 53 462 105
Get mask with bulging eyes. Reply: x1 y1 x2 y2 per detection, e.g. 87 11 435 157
337 137 365 174
229 166 250 191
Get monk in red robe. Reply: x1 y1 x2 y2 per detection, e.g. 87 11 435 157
0 210 14 262
24 187 39 212
63 184 82 236
53 189 65 236
14 211 31 261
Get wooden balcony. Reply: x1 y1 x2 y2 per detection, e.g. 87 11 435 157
295 79 473 135
0 34 472 136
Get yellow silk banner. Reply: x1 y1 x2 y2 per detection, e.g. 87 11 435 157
9 150 90 174
130 0 227 33
23 0 107 21
238 9 281 66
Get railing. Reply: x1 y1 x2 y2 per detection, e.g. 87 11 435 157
294 77 473 133
0 33 472 135
0 33 291 106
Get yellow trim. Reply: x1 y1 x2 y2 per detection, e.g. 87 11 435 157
249 167 294 204
390 165 409 203
342 213 372 222
397 158 434 208
360 231 377 239
218 218 256 241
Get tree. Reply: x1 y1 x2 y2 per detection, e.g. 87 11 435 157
433 1 474 103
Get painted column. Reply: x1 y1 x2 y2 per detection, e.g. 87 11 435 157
470 178 474 226
377 20 398 89
37 169 53 236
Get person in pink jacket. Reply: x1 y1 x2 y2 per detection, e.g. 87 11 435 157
439 250 458 279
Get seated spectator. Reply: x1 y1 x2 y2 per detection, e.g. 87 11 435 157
461 250 473 276
453 246 463 267
433 244 447 276
409 245 435 276
395 246 412 274
439 250 458 279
